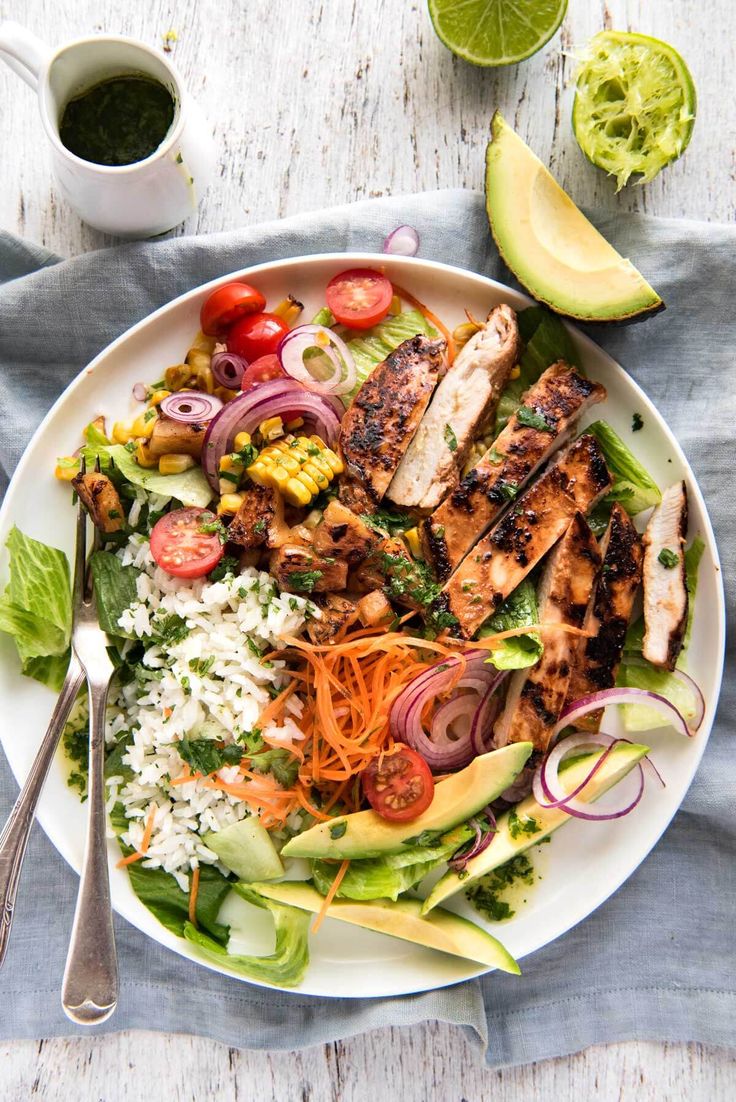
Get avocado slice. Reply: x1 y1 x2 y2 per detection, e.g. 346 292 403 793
281 743 533 860
203 817 284 882
486 112 663 322
423 741 649 912
247 881 520 974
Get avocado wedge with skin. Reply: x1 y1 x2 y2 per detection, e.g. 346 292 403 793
423 742 650 913
281 743 533 860
486 112 663 322
247 881 520 974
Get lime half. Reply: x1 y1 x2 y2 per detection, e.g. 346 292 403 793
428 0 568 67
573 31 696 190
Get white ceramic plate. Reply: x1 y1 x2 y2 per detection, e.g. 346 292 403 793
0 254 725 998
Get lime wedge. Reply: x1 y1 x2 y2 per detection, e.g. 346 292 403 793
428 0 568 67
573 31 696 190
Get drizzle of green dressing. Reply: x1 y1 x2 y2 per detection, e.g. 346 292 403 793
465 842 549 922
59 75 175 166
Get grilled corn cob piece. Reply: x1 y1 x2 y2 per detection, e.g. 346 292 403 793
217 493 245 516
247 435 343 507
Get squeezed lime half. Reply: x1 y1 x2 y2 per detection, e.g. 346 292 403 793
573 31 696 190
427 0 568 67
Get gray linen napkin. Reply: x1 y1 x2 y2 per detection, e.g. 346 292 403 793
0 191 733 1065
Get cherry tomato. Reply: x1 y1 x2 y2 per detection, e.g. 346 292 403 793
226 312 290 361
241 353 286 390
325 268 393 330
150 508 224 580
362 746 435 822
200 282 266 337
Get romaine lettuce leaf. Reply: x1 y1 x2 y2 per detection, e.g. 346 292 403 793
108 445 213 508
89 550 140 638
187 883 311 987
0 599 67 658
346 310 435 396
683 536 705 649
494 308 580 435
479 579 543 670
123 851 231 944
5 526 71 645
21 652 70 692
586 421 661 516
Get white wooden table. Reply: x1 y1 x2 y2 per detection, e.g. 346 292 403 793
1 0 733 1097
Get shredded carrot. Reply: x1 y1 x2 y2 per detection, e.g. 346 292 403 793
140 804 157 854
116 850 144 868
188 866 200 926
169 769 202 787
391 282 457 364
258 681 297 729
311 859 350 934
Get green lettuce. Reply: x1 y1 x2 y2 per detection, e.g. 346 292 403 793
184 883 310 987
479 579 543 670
346 310 435 395
586 421 661 517
122 850 231 944
0 526 72 689
494 307 580 435
107 445 213 508
89 550 140 638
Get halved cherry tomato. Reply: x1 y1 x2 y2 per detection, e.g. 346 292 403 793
226 312 290 361
241 353 286 390
325 268 393 330
150 508 224 580
200 283 266 337
362 746 435 822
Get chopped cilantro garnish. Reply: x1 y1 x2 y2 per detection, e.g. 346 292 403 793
361 509 412 536
465 853 535 922
508 810 540 839
632 412 644 432
444 423 458 452
516 405 554 432
177 738 243 775
154 613 190 645
658 547 680 569
253 518 267 534
208 555 238 581
288 569 324 592
198 516 228 543
329 821 347 839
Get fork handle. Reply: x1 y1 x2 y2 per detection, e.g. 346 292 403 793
61 677 118 1025
0 654 85 967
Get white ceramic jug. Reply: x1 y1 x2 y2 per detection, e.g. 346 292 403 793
0 22 216 237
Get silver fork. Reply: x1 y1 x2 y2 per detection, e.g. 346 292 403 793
61 458 118 1025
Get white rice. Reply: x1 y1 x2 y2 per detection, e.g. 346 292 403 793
107 533 317 889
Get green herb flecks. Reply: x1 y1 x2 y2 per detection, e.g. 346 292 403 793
508 809 540 839
288 570 324 593
208 556 239 582
658 547 680 569
361 509 412 536
516 405 554 432
632 412 644 432
177 739 243 776
465 853 536 922
444 423 458 452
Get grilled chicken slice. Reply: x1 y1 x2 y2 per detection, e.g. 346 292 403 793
227 485 290 550
494 513 601 753
351 537 431 610
71 471 124 534
564 504 643 729
312 499 377 564
386 305 520 510
149 417 206 459
435 434 612 639
338 335 445 513
269 544 348 594
642 481 689 670
307 594 359 644
422 362 606 579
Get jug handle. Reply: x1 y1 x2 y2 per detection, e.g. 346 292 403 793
0 22 52 90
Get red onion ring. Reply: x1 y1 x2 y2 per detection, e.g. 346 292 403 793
211 351 248 390
470 674 507 756
278 325 357 397
623 658 705 731
159 391 223 424
555 686 695 740
383 225 420 257
448 809 497 871
132 382 147 402
532 733 645 821
201 379 342 491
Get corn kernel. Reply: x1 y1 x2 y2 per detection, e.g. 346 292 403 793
259 416 284 442
404 527 423 559
217 493 244 516
285 417 304 430
112 421 134 445
135 441 158 469
164 364 193 391
295 469 320 496
214 386 239 403
132 409 158 439
509 365 521 380
55 457 80 481
234 432 252 451
148 389 171 407
302 461 329 489
159 454 196 475
309 437 343 474
390 293 402 315
283 478 313 507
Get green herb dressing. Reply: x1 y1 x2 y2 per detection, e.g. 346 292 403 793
59 75 175 166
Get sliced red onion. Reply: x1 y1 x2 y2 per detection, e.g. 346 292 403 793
132 382 147 402
201 379 342 491
532 733 645 821
383 225 420 257
159 391 223 424
623 658 705 732
278 325 357 397
555 686 694 740
470 673 507 756
448 810 497 872
211 351 248 390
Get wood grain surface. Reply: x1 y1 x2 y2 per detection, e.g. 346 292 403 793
0 0 734 1098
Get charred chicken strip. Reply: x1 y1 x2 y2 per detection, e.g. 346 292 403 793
494 513 601 753
642 481 689 670
435 434 612 639
312 499 377 564
227 484 290 550
386 305 520 510
422 362 606 579
307 594 359 644
71 470 124 534
148 417 206 459
564 503 643 728
338 335 445 513
269 544 349 594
